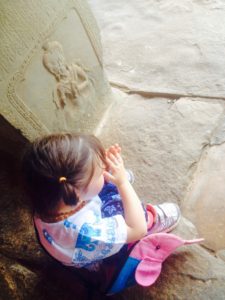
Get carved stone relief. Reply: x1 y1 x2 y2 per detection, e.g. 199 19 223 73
42 41 91 109
0 0 110 141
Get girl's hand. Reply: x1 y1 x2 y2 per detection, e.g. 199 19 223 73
105 144 121 158
104 144 147 243
103 149 127 187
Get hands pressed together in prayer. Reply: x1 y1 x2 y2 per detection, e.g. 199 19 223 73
103 144 128 188
103 143 147 242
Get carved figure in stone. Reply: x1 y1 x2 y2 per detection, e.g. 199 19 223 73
42 41 90 109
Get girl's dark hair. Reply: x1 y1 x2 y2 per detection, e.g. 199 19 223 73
22 133 106 217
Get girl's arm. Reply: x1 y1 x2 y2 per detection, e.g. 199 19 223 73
104 145 147 243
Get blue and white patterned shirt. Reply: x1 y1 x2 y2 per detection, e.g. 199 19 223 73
34 183 127 271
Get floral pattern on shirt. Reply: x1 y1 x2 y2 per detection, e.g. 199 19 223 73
73 216 118 268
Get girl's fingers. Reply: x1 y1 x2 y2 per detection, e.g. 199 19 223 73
105 156 116 170
106 144 122 157
114 144 121 153
110 152 123 166
109 146 117 156
112 151 123 163
109 153 119 166
105 154 123 172
106 147 115 158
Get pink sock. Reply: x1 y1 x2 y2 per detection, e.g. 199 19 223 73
146 204 157 230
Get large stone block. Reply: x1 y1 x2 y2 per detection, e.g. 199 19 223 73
0 0 112 141
183 143 225 251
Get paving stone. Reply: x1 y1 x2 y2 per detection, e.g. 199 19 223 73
99 90 224 206
182 142 225 251
88 0 225 98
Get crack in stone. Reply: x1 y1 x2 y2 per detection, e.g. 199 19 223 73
210 140 225 146
110 81 225 101
179 272 218 282
200 244 217 255
209 110 225 146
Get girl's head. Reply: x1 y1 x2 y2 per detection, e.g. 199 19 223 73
22 133 106 216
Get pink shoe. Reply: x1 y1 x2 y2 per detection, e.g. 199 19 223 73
147 203 181 234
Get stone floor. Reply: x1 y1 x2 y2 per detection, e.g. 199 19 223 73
87 1 225 299
1 1 225 299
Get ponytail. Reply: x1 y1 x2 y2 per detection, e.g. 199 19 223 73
59 179 79 206
22 132 106 216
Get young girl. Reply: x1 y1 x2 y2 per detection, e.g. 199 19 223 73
22 132 180 292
